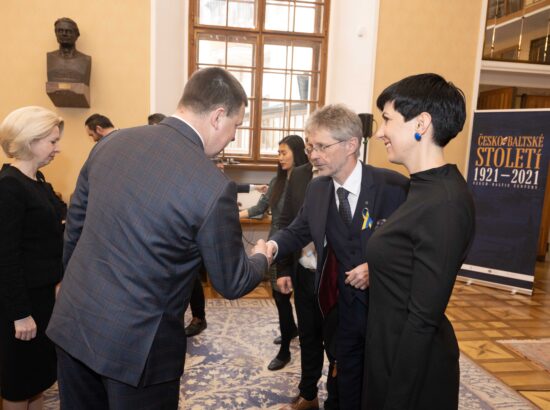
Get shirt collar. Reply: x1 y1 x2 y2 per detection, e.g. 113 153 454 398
170 114 206 148
333 160 362 197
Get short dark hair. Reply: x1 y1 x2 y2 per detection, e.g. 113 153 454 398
376 73 466 147
179 67 248 117
54 17 80 37
148 113 166 125
85 114 114 130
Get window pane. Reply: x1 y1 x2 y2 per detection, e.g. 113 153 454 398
262 72 287 99
265 2 293 32
264 44 290 69
199 0 227 26
225 128 251 155
289 102 312 129
262 100 286 129
294 4 316 33
260 129 286 156
227 42 254 67
198 39 226 65
293 46 313 71
265 0 324 34
291 73 311 100
229 69 254 97
228 0 256 28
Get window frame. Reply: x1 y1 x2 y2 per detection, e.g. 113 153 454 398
188 0 331 168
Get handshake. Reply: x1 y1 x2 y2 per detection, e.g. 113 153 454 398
252 239 277 265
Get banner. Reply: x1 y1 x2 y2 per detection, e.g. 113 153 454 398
459 110 550 295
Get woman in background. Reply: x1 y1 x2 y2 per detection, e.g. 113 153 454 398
0 106 65 410
240 134 308 370
363 73 475 409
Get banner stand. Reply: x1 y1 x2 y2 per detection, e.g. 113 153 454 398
459 109 550 296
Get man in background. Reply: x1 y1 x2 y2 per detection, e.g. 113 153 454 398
84 113 116 142
148 113 166 125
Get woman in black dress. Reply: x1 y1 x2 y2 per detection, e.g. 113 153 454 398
0 106 65 410
363 74 475 409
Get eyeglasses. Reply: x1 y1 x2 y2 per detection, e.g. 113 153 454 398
304 140 346 155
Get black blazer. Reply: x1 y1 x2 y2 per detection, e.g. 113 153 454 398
0 165 64 320
271 162 408 294
277 162 313 279
47 117 266 387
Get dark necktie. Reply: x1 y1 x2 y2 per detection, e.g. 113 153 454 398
337 187 352 226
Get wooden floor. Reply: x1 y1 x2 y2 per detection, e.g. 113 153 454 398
206 260 550 409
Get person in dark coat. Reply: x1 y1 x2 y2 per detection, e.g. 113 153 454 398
0 106 65 410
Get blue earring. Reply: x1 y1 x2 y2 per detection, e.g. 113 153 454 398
414 132 422 142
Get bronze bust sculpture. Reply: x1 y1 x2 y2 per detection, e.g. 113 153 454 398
46 18 91 107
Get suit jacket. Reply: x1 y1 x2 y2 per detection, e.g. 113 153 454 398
270 162 408 296
46 117 266 387
276 162 313 279
0 165 64 320
237 184 250 193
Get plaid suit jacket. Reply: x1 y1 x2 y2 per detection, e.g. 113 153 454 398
47 117 266 386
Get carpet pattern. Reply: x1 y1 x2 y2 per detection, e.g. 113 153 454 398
43 299 537 409
497 338 550 372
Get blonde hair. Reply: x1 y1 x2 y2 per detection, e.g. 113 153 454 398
305 104 362 158
0 106 64 160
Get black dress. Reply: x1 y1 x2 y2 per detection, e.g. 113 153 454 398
363 164 475 410
0 164 64 400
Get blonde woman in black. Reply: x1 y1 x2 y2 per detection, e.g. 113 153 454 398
0 106 65 410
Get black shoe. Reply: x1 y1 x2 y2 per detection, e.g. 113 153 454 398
267 355 291 371
273 328 298 345
185 318 207 337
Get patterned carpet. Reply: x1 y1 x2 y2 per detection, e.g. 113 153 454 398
43 299 537 409
497 339 550 372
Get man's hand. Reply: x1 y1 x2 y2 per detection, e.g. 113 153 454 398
277 276 293 294
345 262 370 290
254 184 268 194
266 240 278 262
14 315 37 341
252 239 271 264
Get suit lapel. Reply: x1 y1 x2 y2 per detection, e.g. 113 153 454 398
358 164 377 256
311 177 333 259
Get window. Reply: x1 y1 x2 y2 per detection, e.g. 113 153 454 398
189 0 330 165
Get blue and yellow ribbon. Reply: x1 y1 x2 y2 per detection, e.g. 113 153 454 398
362 207 373 230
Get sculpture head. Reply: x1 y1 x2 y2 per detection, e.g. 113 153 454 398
54 18 80 48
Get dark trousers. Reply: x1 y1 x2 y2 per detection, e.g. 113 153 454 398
189 276 206 320
294 265 324 401
272 289 297 355
56 346 180 410
336 297 368 410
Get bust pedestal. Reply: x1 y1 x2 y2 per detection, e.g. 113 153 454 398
46 81 90 108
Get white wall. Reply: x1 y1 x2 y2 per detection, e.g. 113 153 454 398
325 0 379 114
151 0 187 115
